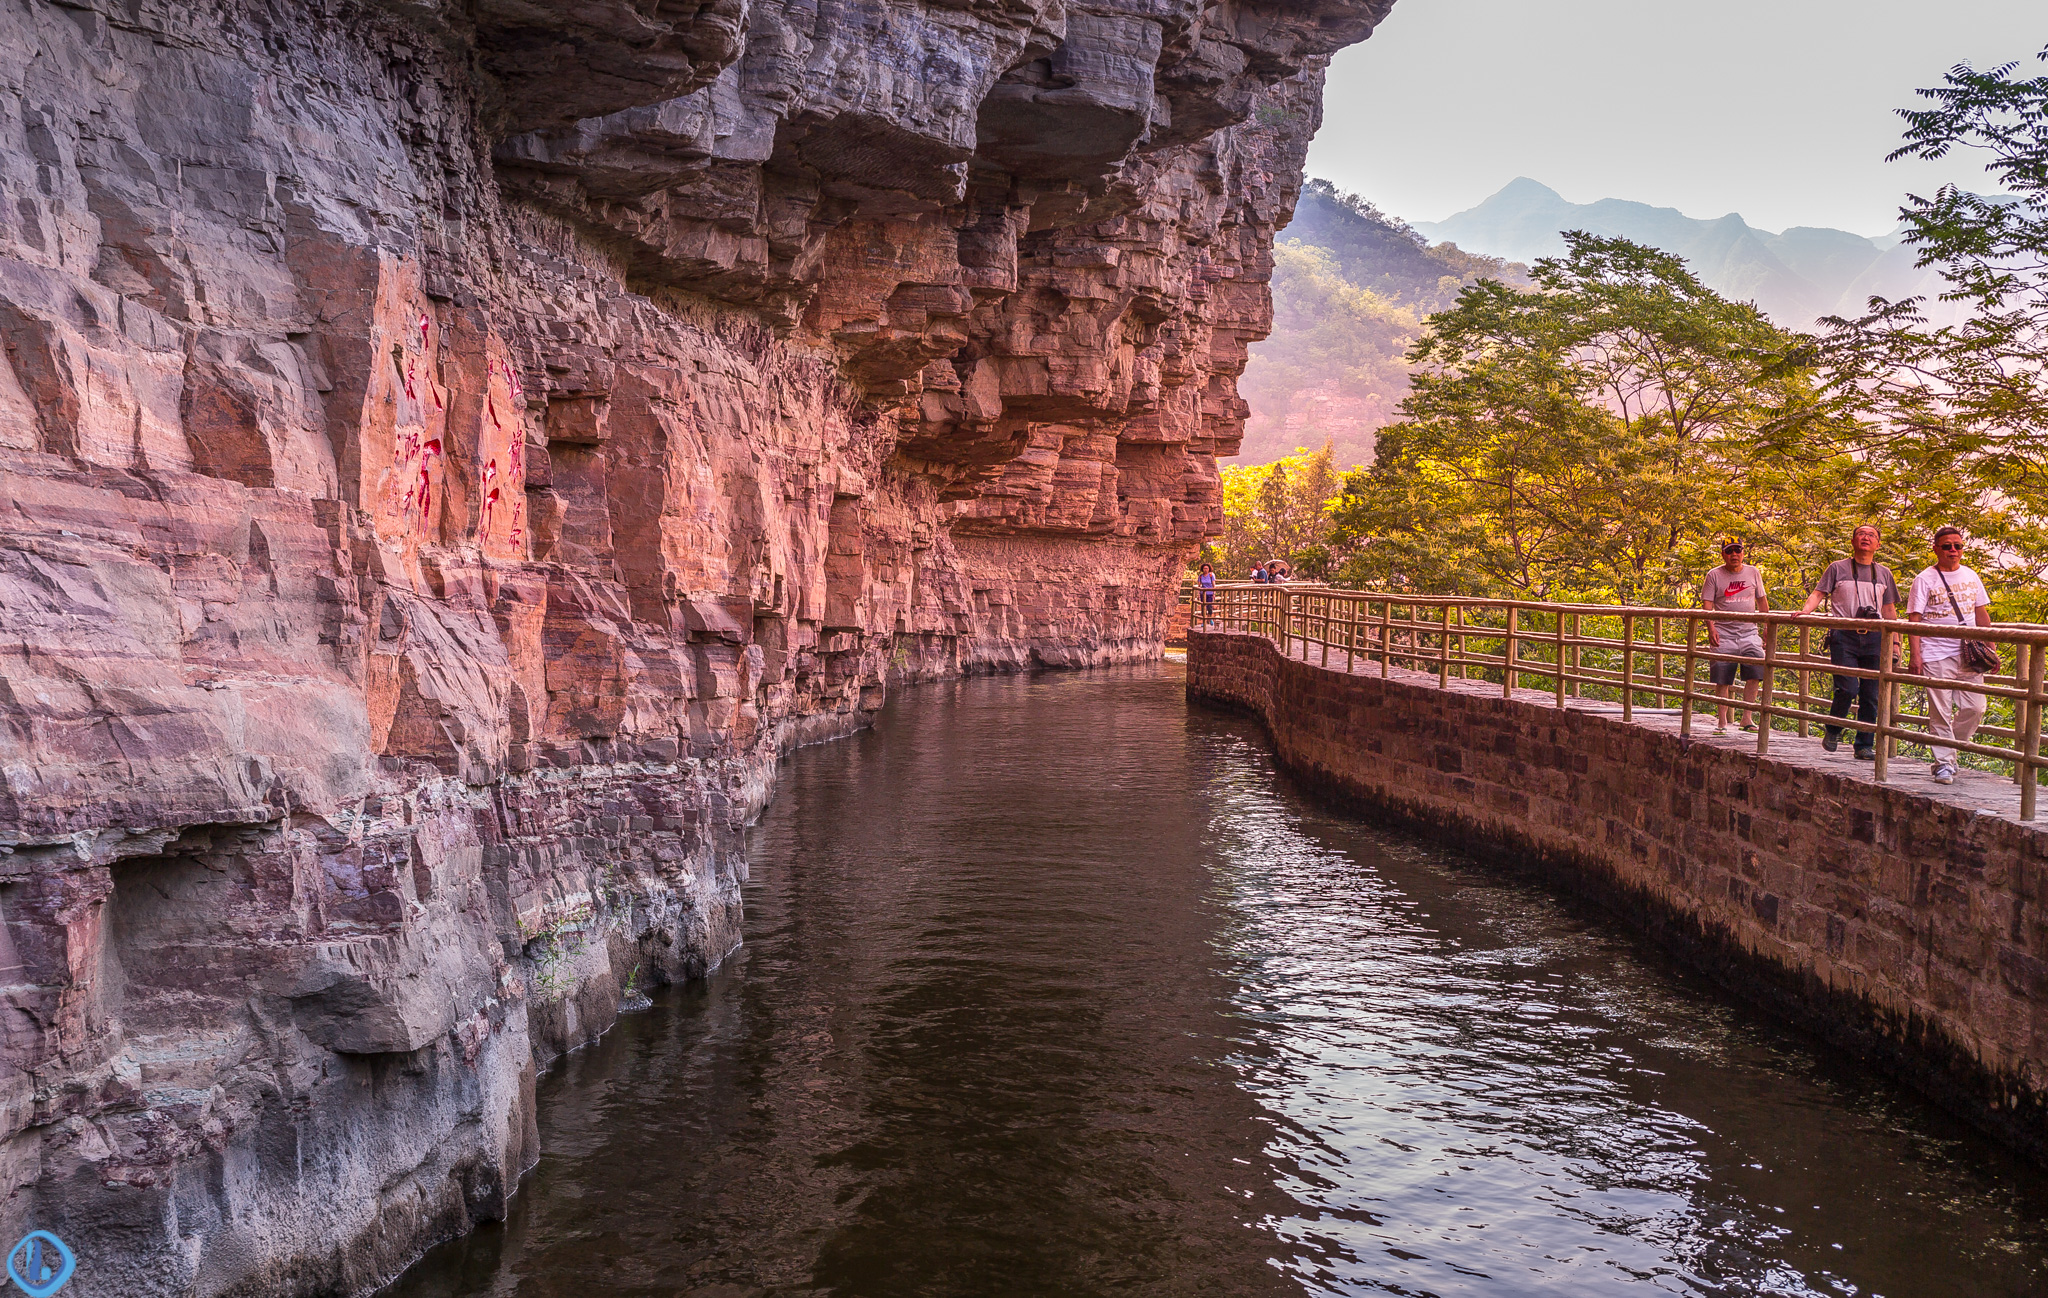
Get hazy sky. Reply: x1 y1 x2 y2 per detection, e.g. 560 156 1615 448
1306 0 2043 236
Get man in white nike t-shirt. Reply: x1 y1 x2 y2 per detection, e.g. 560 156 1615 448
1907 526 1994 785
1701 540 1769 734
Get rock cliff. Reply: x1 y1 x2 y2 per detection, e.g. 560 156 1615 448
0 0 1390 1290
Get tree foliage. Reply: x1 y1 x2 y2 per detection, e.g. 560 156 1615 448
1330 234 1872 604
1232 53 2048 613
1816 44 2048 595
1208 442 1344 578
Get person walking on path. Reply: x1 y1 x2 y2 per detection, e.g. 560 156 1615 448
1702 541 1770 735
1197 562 1217 627
1252 562 1269 584
1796 524 1899 759
1907 527 1995 785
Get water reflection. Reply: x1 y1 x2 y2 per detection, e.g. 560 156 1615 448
388 664 2048 1297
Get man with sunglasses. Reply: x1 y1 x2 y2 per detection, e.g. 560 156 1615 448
1907 526 1994 785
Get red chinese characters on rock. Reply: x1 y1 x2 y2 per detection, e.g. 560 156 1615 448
477 357 529 559
379 304 447 541
395 428 444 523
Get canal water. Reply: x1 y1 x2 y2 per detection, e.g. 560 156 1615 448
389 663 2048 1297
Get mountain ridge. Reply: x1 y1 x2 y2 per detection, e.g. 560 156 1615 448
1415 178 1956 328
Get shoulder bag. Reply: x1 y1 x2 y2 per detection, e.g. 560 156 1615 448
1934 568 2001 673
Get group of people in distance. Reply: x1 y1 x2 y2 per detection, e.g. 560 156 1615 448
1702 524 1993 785
1189 560 1285 621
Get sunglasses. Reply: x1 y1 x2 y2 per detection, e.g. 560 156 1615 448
1937 542 1965 551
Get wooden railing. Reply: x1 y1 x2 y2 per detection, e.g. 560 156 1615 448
1184 582 2048 820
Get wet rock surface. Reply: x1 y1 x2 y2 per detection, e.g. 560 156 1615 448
0 0 1389 1290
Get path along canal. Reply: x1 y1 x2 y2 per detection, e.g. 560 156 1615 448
387 663 2048 1297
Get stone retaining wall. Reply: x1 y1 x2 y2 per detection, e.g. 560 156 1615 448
1187 630 2048 1156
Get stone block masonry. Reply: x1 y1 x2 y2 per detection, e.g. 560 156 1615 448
1187 630 2048 1158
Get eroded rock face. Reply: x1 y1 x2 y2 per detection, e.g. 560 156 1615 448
0 0 1388 1289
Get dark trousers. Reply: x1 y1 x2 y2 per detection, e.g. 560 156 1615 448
1826 639 1880 750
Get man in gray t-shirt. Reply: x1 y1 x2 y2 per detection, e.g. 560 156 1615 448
1795 524 1901 756
1701 541 1769 733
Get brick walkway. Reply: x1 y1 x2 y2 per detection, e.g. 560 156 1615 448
1239 631 2037 826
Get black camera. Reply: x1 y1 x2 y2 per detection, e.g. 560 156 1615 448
1854 604 1878 619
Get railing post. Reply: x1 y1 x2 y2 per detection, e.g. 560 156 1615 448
1889 632 1903 766
1455 606 1467 680
1503 604 1518 699
1379 601 1390 678
1680 615 1697 738
1797 624 1811 738
1757 618 1777 755
1569 612 1581 698
1553 610 1566 708
1622 614 1634 723
2015 644 2031 787
1439 603 1452 689
2024 644 2045 821
1874 627 1895 783
1655 616 1668 710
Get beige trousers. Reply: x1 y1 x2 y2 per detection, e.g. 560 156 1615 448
1922 657 1986 766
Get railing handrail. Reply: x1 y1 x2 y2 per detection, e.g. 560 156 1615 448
1195 583 2048 647
1184 581 2048 821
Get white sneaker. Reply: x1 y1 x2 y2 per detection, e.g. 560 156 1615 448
1932 767 1955 785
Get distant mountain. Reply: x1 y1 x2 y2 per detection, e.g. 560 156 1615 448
1414 178 1960 329
1237 183 1530 467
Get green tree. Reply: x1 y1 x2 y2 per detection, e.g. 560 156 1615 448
1332 233 1864 603
1213 442 1350 577
1256 458 1293 558
1817 45 2048 605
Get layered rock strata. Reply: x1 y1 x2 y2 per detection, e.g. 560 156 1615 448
0 0 1389 1290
